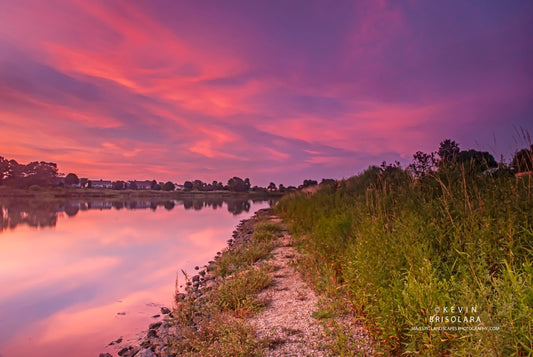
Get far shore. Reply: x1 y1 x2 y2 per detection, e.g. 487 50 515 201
0 186 286 201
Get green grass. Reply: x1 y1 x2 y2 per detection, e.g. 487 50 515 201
276 166 533 356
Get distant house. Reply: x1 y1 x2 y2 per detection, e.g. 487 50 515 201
128 180 153 190
89 179 113 189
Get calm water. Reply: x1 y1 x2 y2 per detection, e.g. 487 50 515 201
0 197 273 357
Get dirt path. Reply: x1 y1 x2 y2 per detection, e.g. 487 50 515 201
250 217 374 356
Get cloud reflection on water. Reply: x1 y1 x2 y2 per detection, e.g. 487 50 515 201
0 198 272 356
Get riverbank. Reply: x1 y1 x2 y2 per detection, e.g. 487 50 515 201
0 186 285 201
101 209 373 357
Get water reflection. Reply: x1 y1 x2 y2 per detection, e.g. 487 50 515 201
0 197 278 232
0 198 273 357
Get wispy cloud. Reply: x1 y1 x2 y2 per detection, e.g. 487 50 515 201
0 1 532 185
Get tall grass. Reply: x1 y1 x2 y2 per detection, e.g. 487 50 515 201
276 165 532 355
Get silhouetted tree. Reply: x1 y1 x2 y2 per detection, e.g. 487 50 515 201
65 173 80 186
511 146 533 173
300 179 318 189
163 181 175 191
227 177 249 192
456 149 497 171
437 139 460 165
0 156 9 185
183 181 193 191
267 182 277 191
112 180 126 190
409 151 436 178
80 178 88 188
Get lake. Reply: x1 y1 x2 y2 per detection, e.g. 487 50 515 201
0 196 274 357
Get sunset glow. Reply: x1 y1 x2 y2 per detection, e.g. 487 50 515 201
1 1 532 185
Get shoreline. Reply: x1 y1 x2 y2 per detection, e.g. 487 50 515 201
0 187 285 200
100 208 276 357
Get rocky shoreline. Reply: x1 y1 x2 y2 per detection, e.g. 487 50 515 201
99 208 275 357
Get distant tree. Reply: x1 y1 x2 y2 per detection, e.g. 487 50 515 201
0 156 9 185
227 177 249 192
300 179 318 189
511 146 533 173
244 178 251 191
193 179 206 191
80 178 88 188
409 151 436 178
320 178 336 186
278 183 286 192
437 139 460 165
150 180 158 190
112 180 126 190
456 149 497 171
65 173 80 186
267 182 277 191
163 181 175 191
6 161 59 188
184 181 193 191
128 181 137 190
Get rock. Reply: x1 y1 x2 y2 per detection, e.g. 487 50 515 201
176 293 186 301
136 348 156 357
152 314 160 318
108 337 123 345
161 306 171 314
99 354 113 357
192 275 200 282
117 312 126 315
149 321 162 330
118 346 140 357
147 329 158 338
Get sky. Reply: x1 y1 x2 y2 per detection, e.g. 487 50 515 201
0 1 532 186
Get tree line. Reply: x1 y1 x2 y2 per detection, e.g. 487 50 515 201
0 156 323 192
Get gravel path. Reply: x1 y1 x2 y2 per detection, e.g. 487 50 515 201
250 217 374 356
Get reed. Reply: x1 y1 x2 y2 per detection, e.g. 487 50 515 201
276 162 532 355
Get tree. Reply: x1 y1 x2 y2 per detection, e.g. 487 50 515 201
193 179 206 191
0 156 10 185
65 173 80 186
437 139 460 165
183 181 193 191
80 178 88 188
300 179 318 189
456 150 497 171
163 181 175 191
409 151 436 178
227 177 249 192
511 146 533 173
267 182 277 191
112 180 125 190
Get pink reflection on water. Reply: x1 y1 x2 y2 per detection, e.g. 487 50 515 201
0 200 270 356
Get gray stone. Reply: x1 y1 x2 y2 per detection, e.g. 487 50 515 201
160 306 171 314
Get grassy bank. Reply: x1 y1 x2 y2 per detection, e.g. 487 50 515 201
166 212 284 356
275 167 532 355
